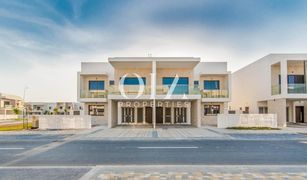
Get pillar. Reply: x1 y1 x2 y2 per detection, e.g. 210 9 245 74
151 60 157 128
280 60 288 96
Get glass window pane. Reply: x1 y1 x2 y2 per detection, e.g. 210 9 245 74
204 80 220 90
121 77 146 85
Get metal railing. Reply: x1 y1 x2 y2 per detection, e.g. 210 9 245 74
201 90 229 98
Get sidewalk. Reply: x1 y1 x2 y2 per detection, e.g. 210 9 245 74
80 165 307 179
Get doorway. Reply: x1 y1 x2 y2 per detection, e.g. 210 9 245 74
122 107 134 123
156 107 163 124
174 107 187 124
296 106 304 123
137 108 143 123
145 107 152 123
165 107 171 123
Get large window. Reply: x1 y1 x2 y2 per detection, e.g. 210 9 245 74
204 105 220 115
204 80 220 90
162 77 189 94
88 105 104 116
259 107 268 114
287 75 304 84
121 77 146 85
89 81 105 90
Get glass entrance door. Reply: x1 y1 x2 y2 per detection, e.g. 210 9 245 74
174 107 187 124
165 107 171 123
122 107 135 123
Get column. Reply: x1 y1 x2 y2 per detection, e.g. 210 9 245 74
134 106 137 124
163 106 165 124
187 102 191 124
151 60 157 128
143 107 146 124
196 99 201 127
280 60 288 96
223 102 228 114
171 106 174 124
117 102 121 125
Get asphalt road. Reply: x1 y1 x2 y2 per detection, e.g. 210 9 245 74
0 134 306 179
0 138 306 166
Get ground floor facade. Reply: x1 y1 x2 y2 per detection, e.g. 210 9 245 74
240 98 307 128
83 100 229 128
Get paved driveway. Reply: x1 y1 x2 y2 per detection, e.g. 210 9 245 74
82 126 228 140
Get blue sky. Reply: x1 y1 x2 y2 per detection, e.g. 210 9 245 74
0 0 307 101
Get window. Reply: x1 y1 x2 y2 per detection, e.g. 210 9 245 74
109 80 115 85
121 77 146 85
287 75 304 84
204 80 220 90
162 77 189 94
88 105 104 116
89 81 105 90
259 107 268 114
243 106 249 114
194 81 199 86
204 105 220 115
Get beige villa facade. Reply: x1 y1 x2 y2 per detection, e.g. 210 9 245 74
231 54 307 127
77 57 231 128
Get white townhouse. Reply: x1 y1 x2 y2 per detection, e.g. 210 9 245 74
231 54 307 127
77 57 231 128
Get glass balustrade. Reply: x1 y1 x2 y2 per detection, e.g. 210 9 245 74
201 89 229 98
80 90 107 98
156 85 200 95
80 86 232 98
288 83 306 94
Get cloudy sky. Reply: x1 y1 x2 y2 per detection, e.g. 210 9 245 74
0 0 307 102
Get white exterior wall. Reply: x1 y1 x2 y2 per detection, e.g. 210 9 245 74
217 114 277 128
38 115 91 129
231 54 307 113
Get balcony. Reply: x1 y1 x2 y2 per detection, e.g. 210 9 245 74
107 85 151 95
288 83 306 94
201 90 229 98
80 90 107 98
271 85 281 95
156 85 200 95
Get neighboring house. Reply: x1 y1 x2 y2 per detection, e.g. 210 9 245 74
77 57 231 127
26 102 84 115
231 54 307 127
0 93 24 114
0 93 23 119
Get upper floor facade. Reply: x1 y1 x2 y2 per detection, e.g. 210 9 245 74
77 57 231 102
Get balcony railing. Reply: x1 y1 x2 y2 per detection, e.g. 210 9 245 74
201 90 229 98
156 85 200 95
288 83 306 94
80 90 107 98
107 85 151 95
271 85 281 95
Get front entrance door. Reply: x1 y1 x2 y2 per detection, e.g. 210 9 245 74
174 107 187 124
137 108 143 123
122 107 134 123
165 107 171 123
156 107 163 124
296 106 304 123
145 107 152 123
